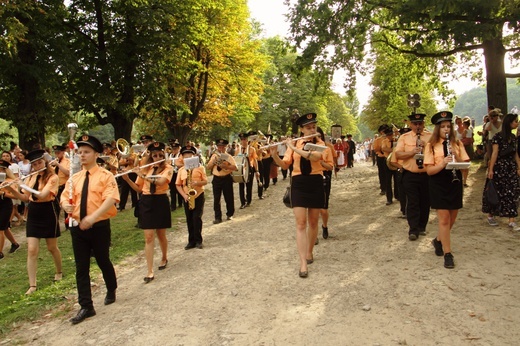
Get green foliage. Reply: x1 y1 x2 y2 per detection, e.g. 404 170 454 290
286 0 520 116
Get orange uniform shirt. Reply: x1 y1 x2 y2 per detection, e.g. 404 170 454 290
373 136 385 157
282 139 325 177
176 166 207 198
135 164 174 195
394 130 432 173
56 157 70 186
24 173 59 202
60 165 119 223
424 139 470 166
210 153 237 177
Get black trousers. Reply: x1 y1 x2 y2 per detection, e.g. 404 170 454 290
376 156 387 193
261 157 273 190
169 172 183 209
397 170 407 215
118 172 138 209
184 192 205 245
402 171 430 235
257 161 264 198
212 175 234 220
384 165 398 203
239 166 254 205
70 220 117 309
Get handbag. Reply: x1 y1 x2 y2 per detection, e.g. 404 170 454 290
283 177 292 208
484 179 499 209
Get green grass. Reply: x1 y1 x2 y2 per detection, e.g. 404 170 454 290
0 209 181 335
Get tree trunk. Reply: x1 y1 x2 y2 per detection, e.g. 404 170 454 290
110 114 134 142
483 38 507 113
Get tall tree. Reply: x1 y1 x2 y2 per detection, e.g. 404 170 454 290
286 0 520 113
0 1 71 149
141 0 267 145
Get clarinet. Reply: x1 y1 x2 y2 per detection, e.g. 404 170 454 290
415 129 424 169
445 133 460 183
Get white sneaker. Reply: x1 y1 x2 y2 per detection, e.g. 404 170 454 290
487 217 498 226
509 222 520 231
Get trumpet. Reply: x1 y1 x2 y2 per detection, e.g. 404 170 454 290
445 133 460 183
113 159 166 178
258 133 321 150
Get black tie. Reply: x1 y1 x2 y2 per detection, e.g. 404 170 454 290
32 175 41 201
442 140 448 157
80 171 89 220
300 142 312 175
150 167 158 194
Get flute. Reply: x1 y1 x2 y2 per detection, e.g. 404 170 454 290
258 133 321 150
0 167 47 190
67 123 79 227
113 159 166 178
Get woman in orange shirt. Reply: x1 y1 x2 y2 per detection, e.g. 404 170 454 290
6 149 62 294
270 113 325 278
424 112 469 269
123 142 174 283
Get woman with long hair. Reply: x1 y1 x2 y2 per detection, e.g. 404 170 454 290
6 149 62 294
482 113 520 230
123 142 173 283
424 112 469 269
270 113 326 278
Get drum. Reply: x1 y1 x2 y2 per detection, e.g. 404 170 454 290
231 155 250 183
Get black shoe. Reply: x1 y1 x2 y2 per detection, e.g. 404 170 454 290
70 308 96 325
299 271 308 278
0 252 4 260
195 242 203 249
245 203 250 207
226 216 233 221
213 219 222 224
239 204 246 209
322 226 329 239
9 243 20 254
408 233 418 241
380 191 385 195
444 253 455 269
431 238 444 256
158 260 168 270
259 196 264 200
170 206 176 211
104 291 116 305
184 243 196 250
418 228 427 236
143 276 154 283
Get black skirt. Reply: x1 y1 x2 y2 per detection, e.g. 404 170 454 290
138 194 171 229
0 197 13 230
291 174 325 209
26 201 61 238
429 169 463 210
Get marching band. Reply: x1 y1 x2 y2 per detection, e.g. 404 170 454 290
1 111 475 324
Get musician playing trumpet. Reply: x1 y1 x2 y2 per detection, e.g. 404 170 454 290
423 111 469 269
122 141 173 283
175 145 208 250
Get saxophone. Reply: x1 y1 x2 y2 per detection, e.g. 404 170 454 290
187 169 197 210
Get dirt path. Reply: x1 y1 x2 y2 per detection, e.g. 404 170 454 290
5 162 520 345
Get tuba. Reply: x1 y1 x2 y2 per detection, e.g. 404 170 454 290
187 169 197 210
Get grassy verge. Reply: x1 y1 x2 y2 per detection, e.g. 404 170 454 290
0 209 179 335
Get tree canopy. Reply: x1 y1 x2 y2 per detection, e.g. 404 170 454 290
286 0 520 115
